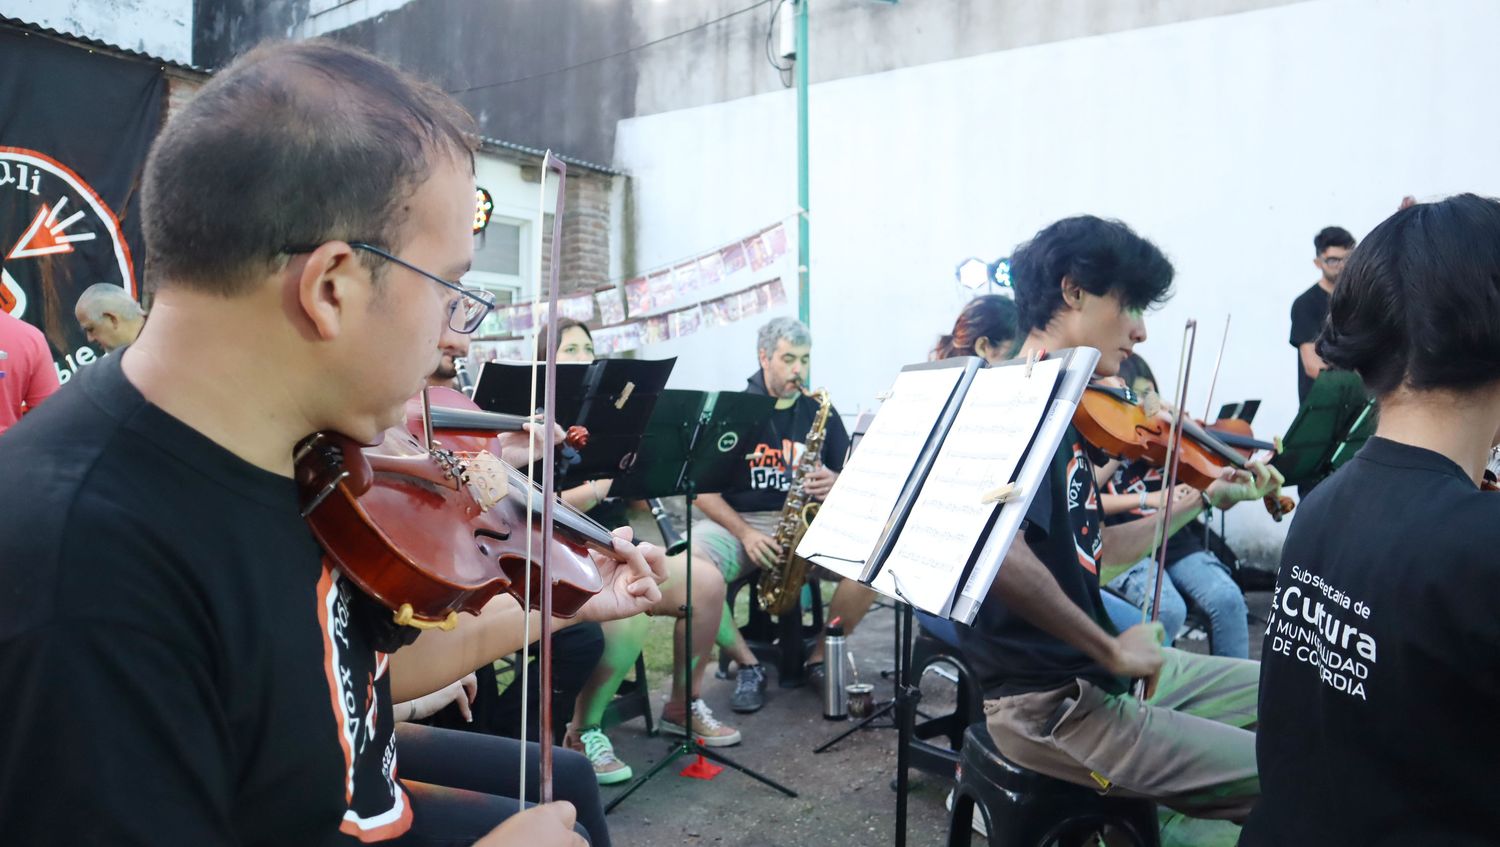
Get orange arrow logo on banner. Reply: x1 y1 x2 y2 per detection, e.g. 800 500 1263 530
7 198 97 261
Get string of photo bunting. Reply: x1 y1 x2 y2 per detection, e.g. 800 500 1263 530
470 217 794 362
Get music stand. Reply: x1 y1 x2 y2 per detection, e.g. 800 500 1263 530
472 358 676 481
606 390 796 812
1273 370 1376 489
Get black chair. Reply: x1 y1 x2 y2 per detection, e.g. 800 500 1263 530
904 628 986 780
948 723 1160 847
716 571 824 688
600 652 655 736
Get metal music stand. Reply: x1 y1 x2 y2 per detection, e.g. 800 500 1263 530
606 389 796 811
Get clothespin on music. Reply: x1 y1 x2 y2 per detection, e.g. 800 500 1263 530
979 482 1023 505
875 389 894 401
1025 348 1045 378
613 381 636 410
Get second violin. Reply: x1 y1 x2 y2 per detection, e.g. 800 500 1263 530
1073 383 1294 520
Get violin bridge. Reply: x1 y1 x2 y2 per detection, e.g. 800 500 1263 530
455 450 510 511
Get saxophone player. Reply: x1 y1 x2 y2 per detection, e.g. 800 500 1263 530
693 317 874 711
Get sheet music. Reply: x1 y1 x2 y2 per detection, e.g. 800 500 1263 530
873 358 1063 614
795 366 965 581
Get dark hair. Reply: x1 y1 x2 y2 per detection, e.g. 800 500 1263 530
1009 216 1174 333
1116 353 1157 393
1317 193 1500 396
933 294 1018 360
535 317 593 360
1313 226 1356 255
141 39 477 294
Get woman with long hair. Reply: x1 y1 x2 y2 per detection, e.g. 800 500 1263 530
535 319 743 784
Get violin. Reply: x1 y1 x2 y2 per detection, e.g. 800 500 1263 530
1073 384 1295 521
294 389 612 636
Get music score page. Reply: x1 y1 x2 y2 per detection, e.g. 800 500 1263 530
872 358 1062 614
795 366 965 581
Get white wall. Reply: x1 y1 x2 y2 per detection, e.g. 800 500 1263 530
1 0 192 63
615 0 1500 558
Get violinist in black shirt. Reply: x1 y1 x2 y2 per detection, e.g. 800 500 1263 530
1243 194 1500 846
0 40 665 847
957 216 1284 838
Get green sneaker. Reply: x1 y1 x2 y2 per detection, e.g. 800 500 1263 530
566 726 633 785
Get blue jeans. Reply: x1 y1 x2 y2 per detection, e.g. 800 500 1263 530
1104 558 1187 645
1168 550 1249 659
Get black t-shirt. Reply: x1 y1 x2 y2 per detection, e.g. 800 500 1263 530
1102 459 1205 563
1289 283 1331 403
0 354 410 845
721 370 851 514
957 427 1125 697
1242 437 1500 846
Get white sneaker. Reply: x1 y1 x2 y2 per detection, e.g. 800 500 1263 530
945 788 988 837
659 698 742 747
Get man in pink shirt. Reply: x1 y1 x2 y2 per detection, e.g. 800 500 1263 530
0 310 60 433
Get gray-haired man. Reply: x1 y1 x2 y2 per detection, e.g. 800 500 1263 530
694 317 875 712
74 283 146 352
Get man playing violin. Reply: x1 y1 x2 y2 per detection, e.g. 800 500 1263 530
0 40 664 847
955 215 1284 835
1243 194 1500 845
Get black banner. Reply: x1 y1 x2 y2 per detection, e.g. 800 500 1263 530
0 27 165 383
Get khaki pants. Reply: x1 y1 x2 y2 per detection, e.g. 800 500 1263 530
983 648 1259 823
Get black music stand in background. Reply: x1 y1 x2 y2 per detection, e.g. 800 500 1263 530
605 389 795 812
1273 370 1376 490
471 357 676 481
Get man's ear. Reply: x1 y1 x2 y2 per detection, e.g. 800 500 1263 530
104 313 120 330
1060 275 1086 311
293 243 363 342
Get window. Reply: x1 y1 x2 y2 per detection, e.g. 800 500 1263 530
465 216 529 339
473 222 522 276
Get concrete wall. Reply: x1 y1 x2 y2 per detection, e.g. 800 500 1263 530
614 0 1500 560
192 0 1301 165
1 0 193 62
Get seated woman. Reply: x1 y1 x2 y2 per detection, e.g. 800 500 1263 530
533 319 743 786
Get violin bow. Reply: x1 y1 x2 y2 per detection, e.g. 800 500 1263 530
518 152 569 805
1139 319 1198 699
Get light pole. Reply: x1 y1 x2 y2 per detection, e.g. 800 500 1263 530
794 0 810 326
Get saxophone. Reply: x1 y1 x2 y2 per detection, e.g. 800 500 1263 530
758 389 832 615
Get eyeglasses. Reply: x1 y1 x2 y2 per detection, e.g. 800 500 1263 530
282 241 496 334
1320 256 1347 267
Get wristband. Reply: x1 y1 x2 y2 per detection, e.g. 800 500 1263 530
1139 490 1149 511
